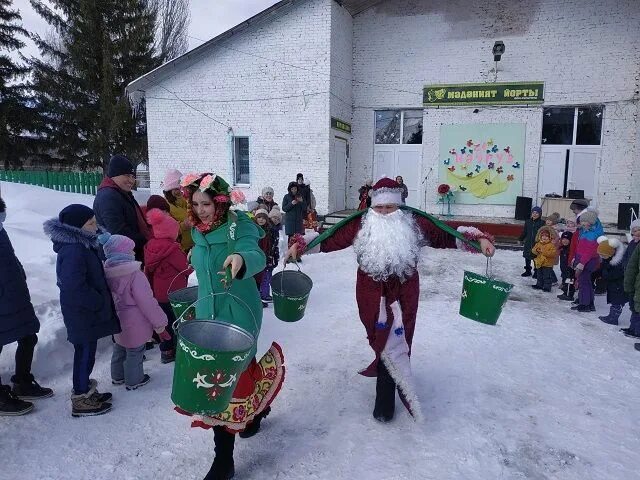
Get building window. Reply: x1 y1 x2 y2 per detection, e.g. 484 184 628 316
375 110 423 145
403 110 423 144
576 106 603 145
542 106 603 146
233 137 250 185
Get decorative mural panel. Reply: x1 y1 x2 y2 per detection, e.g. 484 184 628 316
438 124 526 205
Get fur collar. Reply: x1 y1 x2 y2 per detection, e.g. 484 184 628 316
610 242 626 266
103 260 142 278
43 218 99 249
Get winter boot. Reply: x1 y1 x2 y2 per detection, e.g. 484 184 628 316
71 388 112 417
571 303 596 312
635 343 640 352
373 361 396 423
521 267 532 277
239 406 271 439
11 374 53 400
599 305 623 325
0 385 34 416
89 379 112 403
126 374 151 391
204 426 235 480
161 349 176 364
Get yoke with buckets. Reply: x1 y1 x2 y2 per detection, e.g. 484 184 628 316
166 206 512 415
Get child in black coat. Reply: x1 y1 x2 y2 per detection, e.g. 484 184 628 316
519 207 544 277
597 237 627 325
557 231 575 301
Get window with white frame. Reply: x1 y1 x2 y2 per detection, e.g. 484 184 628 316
541 105 603 146
375 110 423 145
232 137 250 185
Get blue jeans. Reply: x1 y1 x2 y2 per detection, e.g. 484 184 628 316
73 341 97 394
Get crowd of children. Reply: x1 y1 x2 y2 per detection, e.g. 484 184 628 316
519 200 640 352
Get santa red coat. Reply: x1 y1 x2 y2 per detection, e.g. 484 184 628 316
318 213 456 375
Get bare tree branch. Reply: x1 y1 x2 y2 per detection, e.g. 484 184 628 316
149 0 190 62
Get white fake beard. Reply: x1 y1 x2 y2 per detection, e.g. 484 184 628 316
353 209 423 282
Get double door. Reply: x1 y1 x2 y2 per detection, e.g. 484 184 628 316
373 144 422 208
539 146 599 200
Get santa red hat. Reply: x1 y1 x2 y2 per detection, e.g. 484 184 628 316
370 177 403 207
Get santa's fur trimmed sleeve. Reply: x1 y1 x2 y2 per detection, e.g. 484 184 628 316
456 226 495 253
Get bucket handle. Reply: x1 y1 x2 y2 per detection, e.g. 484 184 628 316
172 290 259 335
485 257 494 279
280 259 301 295
167 267 193 297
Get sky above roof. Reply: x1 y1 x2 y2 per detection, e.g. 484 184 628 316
11 0 281 60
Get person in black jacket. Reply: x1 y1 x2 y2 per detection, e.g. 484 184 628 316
358 179 373 210
557 231 576 301
282 181 307 239
93 155 150 262
519 206 544 277
295 173 312 211
0 197 53 416
597 237 628 325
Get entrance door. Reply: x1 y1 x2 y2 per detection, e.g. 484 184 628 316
539 147 566 197
373 144 422 208
539 146 599 201
332 137 348 211
567 148 598 200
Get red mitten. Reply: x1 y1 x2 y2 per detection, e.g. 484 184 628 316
158 330 172 342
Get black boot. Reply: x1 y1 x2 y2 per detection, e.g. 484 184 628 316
239 406 271 438
204 427 235 480
0 385 33 416
373 361 396 423
521 266 532 277
11 374 53 400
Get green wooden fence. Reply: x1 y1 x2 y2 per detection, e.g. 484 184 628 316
0 170 103 195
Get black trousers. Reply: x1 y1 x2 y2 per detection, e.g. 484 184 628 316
0 333 38 385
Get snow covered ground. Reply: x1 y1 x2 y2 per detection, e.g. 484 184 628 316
1 182 639 480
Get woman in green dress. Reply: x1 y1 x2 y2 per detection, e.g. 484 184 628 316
178 173 285 480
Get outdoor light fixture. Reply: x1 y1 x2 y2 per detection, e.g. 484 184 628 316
493 41 505 62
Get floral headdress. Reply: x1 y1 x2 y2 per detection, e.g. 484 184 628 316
180 172 247 233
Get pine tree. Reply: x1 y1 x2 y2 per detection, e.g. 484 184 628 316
0 0 33 168
29 0 160 170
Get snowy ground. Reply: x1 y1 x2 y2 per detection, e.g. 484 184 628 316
1 182 639 480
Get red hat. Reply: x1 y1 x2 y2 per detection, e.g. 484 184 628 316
370 177 403 207
146 195 170 212
146 208 179 240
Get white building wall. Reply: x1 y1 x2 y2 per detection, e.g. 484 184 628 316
351 0 640 222
145 0 334 213
328 1 354 211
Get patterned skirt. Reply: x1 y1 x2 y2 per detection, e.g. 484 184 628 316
176 342 285 433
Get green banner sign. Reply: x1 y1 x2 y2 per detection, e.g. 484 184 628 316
424 82 544 106
331 117 352 134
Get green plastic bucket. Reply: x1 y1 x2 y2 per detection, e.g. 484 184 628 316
271 268 313 322
169 286 198 321
172 318 255 415
459 270 513 325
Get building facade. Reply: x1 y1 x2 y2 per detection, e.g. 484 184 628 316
128 0 640 223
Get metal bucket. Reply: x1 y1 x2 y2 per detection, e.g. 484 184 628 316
459 261 513 325
168 286 198 321
271 265 313 323
171 318 255 415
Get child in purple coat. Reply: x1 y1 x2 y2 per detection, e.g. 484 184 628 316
100 234 169 390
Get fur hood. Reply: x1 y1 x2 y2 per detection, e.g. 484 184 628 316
597 236 626 266
535 225 559 242
43 218 100 250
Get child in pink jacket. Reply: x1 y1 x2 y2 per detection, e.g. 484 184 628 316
144 207 191 364
100 233 169 390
